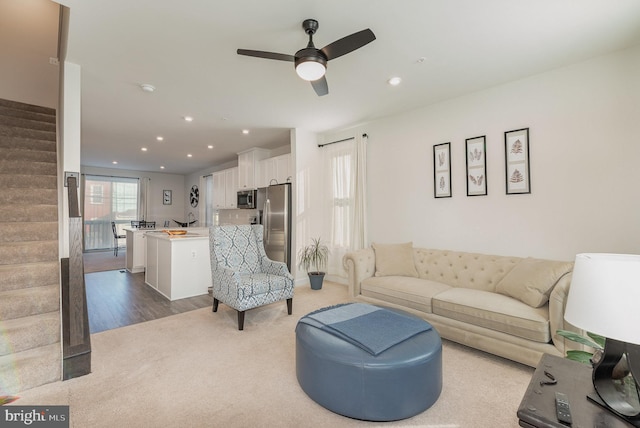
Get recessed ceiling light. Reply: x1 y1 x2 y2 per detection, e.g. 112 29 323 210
156 136 164 141
160 166 165 169
112 161 118 164
388 77 402 86
187 154 193 158
140 83 155 92
141 147 148 151
207 145 214 149
242 129 250 134
184 116 194 122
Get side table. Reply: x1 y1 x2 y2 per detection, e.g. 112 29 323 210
518 353 630 427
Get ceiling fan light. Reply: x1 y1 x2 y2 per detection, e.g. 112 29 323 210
296 60 326 81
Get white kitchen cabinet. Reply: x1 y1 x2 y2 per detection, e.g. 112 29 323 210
259 154 291 187
274 154 291 184
225 167 238 208
145 232 211 301
212 171 226 209
238 148 269 189
125 228 146 273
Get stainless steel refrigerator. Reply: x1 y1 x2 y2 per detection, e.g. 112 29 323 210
256 183 292 272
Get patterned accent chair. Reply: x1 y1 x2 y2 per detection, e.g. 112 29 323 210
209 224 294 330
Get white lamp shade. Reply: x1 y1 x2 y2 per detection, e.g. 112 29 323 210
295 60 326 81
564 253 640 345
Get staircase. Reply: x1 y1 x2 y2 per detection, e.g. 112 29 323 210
0 98 61 394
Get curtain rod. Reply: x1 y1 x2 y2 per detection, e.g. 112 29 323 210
318 133 368 148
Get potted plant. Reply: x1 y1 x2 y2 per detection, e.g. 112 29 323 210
297 237 329 290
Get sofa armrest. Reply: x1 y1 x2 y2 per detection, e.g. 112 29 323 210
549 272 585 355
343 248 376 298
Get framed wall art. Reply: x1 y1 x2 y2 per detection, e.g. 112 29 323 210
433 142 451 198
465 135 487 196
504 128 531 194
162 189 172 205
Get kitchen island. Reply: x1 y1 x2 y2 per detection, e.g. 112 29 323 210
125 226 209 273
144 230 212 301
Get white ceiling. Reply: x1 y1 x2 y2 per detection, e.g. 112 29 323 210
55 0 640 175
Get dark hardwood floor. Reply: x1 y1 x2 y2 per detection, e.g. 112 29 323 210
85 269 212 334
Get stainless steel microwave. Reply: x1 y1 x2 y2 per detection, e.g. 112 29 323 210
237 189 256 209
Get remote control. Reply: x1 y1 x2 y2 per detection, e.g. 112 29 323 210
555 392 572 425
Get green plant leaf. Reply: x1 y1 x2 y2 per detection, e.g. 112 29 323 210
566 350 594 365
556 329 603 350
0 396 19 405
587 332 606 349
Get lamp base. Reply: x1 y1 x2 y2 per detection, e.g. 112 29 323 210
587 392 640 427
591 339 640 427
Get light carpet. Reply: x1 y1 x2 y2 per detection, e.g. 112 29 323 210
16 282 533 427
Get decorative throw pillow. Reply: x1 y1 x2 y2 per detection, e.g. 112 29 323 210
372 242 419 278
496 257 573 308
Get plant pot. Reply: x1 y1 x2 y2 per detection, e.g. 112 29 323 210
308 272 325 290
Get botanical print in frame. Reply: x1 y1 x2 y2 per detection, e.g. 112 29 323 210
433 142 451 198
465 136 487 196
504 128 530 194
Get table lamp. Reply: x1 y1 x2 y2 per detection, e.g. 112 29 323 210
564 253 640 426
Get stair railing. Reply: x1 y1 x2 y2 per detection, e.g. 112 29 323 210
61 175 91 379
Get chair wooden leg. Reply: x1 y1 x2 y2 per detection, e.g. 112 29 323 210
286 298 292 315
212 298 219 312
237 311 245 331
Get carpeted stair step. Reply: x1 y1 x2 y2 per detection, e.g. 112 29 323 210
0 262 59 293
0 240 58 265
0 135 56 152
0 312 60 357
0 285 60 321
0 188 57 205
0 105 55 124
0 204 57 222
0 174 57 190
0 147 57 163
0 99 55 116
0 115 56 133
0 222 58 243
0 343 61 394
0 124 55 142
0 159 56 176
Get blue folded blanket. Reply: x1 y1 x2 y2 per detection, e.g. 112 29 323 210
298 303 432 356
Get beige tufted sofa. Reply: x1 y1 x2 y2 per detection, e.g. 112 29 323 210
343 244 579 367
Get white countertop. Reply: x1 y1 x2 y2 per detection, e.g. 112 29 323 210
144 230 208 241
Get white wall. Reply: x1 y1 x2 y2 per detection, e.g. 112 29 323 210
291 128 322 283
323 44 640 261
81 166 185 227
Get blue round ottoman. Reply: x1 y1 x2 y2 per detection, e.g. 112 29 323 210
296 304 442 421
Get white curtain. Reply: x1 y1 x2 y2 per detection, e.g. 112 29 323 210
352 134 368 250
139 177 150 222
322 134 368 278
202 174 215 226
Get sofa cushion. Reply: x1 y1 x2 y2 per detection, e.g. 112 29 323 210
361 276 451 314
432 288 551 343
495 257 573 308
413 249 519 292
372 242 419 278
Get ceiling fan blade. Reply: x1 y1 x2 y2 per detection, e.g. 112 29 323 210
311 76 328 96
320 29 376 61
237 49 295 62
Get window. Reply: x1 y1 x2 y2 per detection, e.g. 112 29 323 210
83 175 139 251
89 184 104 205
323 141 356 275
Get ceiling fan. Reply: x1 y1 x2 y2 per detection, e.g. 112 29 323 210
237 19 376 96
